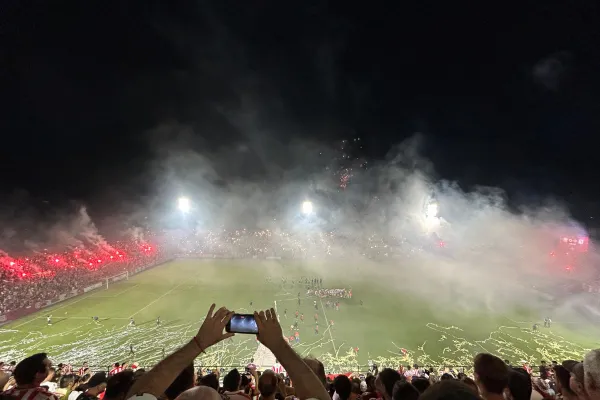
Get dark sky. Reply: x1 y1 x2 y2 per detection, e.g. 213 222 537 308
1 0 600 220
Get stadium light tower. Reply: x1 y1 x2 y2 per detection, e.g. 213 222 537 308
302 200 313 215
178 197 191 213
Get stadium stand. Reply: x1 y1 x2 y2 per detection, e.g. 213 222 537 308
2 231 600 400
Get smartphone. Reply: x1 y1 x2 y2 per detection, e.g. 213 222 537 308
226 314 259 334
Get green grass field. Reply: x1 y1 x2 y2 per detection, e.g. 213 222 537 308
1 259 597 372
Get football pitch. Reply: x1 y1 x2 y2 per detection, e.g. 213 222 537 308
1 259 597 372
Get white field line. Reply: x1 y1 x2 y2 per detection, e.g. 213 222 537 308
12 292 99 328
112 284 140 297
318 297 336 350
270 297 301 303
60 316 130 320
128 283 184 318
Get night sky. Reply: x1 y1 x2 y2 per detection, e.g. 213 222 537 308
2 0 600 224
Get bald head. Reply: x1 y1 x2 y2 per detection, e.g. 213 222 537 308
175 386 222 400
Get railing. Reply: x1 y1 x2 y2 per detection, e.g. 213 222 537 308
80 364 546 377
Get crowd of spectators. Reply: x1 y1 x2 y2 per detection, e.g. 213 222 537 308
3 230 600 400
4 227 599 318
0 241 165 316
1 228 431 317
169 229 437 260
2 306 599 400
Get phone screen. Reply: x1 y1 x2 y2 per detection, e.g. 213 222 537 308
226 314 258 334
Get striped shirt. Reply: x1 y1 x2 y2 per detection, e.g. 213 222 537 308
109 366 124 376
1 386 59 400
272 363 285 375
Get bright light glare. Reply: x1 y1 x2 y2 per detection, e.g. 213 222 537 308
178 197 191 213
426 203 439 218
302 201 313 215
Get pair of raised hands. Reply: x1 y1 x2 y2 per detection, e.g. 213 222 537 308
195 304 284 352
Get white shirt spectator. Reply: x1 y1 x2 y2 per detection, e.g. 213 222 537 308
68 391 82 400
41 381 58 393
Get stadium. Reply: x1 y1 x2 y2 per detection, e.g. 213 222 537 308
4 3 600 400
2 193 600 377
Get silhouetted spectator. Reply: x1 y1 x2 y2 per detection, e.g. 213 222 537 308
473 353 509 400
420 380 480 400
376 369 404 400
1 353 57 400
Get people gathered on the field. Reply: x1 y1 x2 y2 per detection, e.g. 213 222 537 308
2 305 600 400
3 228 600 317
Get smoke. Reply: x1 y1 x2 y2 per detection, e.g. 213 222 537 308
123 226 146 242
0 198 116 256
144 118 597 322
136 9 592 317
0 4 594 327
532 51 572 91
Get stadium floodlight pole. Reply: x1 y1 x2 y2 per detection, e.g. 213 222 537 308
178 197 191 213
302 200 313 215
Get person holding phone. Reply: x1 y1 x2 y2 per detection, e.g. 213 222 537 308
125 304 235 400
125 305 329 400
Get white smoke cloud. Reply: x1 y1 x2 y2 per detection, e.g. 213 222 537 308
123 226 146 242
533 51 572 91
72 207 115 253
145 121 597 322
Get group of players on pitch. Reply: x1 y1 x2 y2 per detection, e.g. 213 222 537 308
45 315 163 327
532 317 553 331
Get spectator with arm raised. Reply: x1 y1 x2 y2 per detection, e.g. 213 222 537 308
254 308 330 400
125 304 234 400
164 364 195 400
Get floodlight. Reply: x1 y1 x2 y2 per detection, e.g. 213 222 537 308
426 203 438 219
178 197 191 213
302 200 313 215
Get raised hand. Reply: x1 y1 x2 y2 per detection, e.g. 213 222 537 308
254 308 285 350
195 304 234 351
